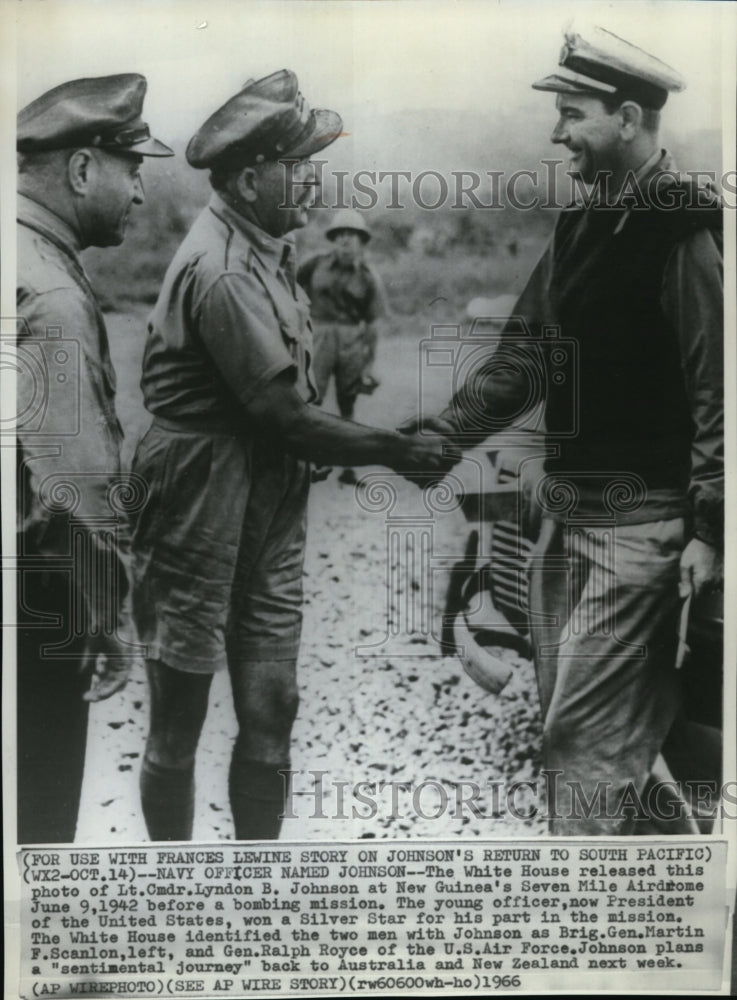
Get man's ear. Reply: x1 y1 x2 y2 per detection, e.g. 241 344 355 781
67 149 94 195
234 166 259 203
618 101 643 141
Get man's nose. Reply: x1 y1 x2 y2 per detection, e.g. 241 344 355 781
550 118 568 144
133 174 145 205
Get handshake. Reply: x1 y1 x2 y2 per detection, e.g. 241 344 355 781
393 413 462 487
291 390 463 490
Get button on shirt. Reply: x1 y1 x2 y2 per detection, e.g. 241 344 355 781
16 193 130 630
141 193 317 424
297 250 388 325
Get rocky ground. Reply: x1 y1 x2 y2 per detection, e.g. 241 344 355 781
76 312 545 842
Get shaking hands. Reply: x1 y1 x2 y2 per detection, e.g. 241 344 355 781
394 414 462 486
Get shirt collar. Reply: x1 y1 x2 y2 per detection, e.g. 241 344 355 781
208 192 295 275
17 193 82 257
634 148 674 185
610 150 678 234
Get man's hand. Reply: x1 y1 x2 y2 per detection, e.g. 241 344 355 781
247 374 460 479
82 632 134 702
679 537 723 599
394 432 462 486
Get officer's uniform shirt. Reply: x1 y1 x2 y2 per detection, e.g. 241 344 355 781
132 193 316 673
17 193 131 633
142 192 317 420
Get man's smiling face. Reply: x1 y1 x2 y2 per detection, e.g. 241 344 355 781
550 92 622 185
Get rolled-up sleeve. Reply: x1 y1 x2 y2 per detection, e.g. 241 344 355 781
662 226 724 548
195 271 298 407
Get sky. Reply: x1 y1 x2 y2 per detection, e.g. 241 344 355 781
11 0 730 151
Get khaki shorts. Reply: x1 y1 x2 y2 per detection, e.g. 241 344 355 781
131 418 310 673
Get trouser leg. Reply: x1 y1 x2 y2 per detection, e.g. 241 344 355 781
311 325 337 405
530 519 686 835
17 572 89 844
228 657 299 840
528 518 579 716
336 324 364 422
336 327 362 482
337 392 356 421
336 391 359 483
140 659 212 841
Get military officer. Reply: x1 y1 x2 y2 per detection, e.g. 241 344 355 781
130 70 458 841
297 209 388 484
16 74 173 842
405 26 723 834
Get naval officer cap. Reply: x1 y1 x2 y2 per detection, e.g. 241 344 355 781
186 69 343 169
18 73 174 157
533 24 685 110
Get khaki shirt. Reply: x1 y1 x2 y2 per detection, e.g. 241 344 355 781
16 194 131 632
141 193 317 423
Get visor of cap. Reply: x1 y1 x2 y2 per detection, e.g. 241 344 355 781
532 68 618 98
96 126 174 157
278 108 343 160
124 135 174 157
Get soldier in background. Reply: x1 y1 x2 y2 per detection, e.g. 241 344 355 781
16 75 173 842
298 209 388 484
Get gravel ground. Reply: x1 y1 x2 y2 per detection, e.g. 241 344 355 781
76 314 545 842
